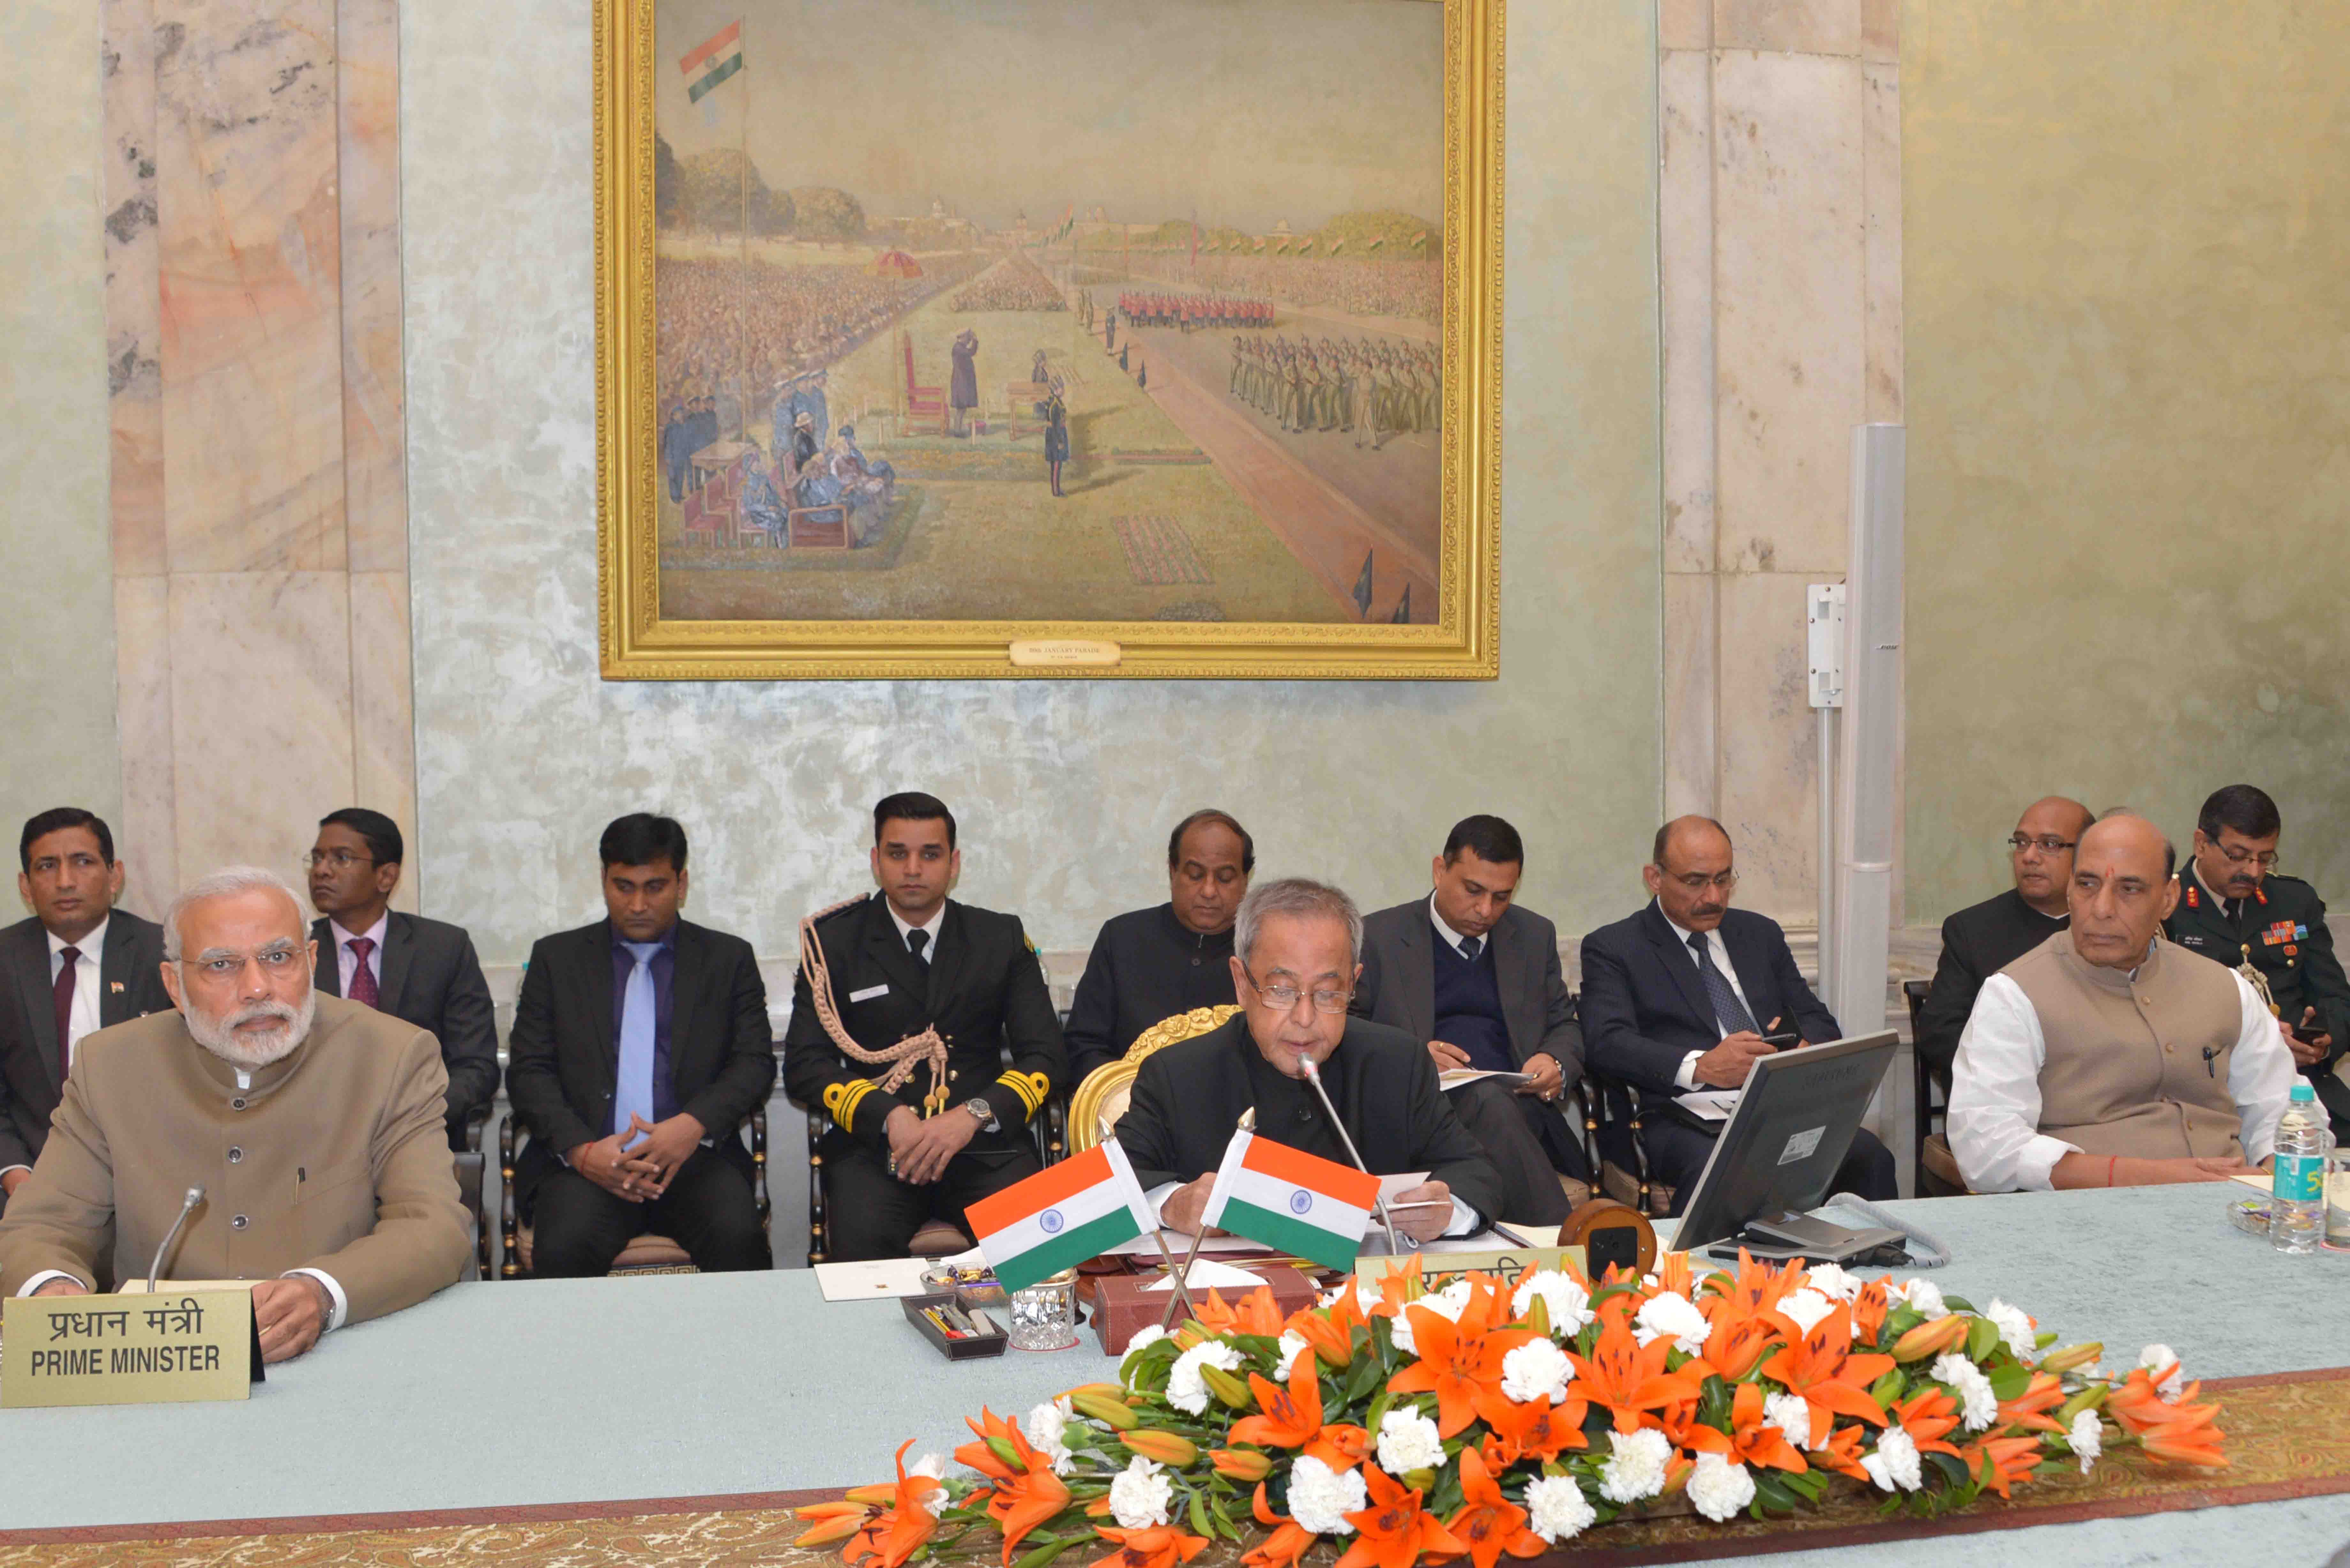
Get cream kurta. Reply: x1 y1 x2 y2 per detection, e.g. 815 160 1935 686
0 994 472 1322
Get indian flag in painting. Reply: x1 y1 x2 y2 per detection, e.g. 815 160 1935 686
679 20 745 103
1201 1131 1380 1272
967 1140 1157 1293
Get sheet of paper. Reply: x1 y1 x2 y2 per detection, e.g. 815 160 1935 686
814 1258 935 1301
1439 1069 1530 1091
2232 1171 2274 1194
1677 1090 1741 1122
1378 1171 1432 1202
1142 1259 1272 1292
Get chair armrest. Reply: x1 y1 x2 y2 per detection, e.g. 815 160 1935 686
751 1108 770 1227
464 1104 491 1155
807 1105 830 1269
498 1114 523 1280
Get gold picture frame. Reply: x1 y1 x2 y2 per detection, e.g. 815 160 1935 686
595 0 1502 679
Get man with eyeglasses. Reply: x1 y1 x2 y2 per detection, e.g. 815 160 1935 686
0 867 471 1359
2164 785 2350 1139
1113 878 1503 1241
305 809 499 1151
1914 797 2094 1092
1581 816 1898 1212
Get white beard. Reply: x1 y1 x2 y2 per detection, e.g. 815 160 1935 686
184 988 317 1070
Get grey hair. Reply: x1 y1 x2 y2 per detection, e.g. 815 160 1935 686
162 867 305 961
1233 877 1363 969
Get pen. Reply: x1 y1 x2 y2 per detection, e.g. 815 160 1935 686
1490 1222 1534 1247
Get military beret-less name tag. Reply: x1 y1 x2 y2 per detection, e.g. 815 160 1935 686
2 1290 258 1407
850 984 891 1003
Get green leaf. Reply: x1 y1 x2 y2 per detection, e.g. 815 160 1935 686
1987 1363 2031 1402
1345 1353 1384 1405
1209 1497 1240 1542
1868 1368 1906 1406
1697 1374 1734 1432
1188 1490 1213 1539
1012 1537 1088 1568
1966 1317 2000 1363
1942 1295 1977 1314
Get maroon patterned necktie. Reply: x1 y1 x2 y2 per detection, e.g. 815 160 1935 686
53 946 80 1081
347 937 380 1008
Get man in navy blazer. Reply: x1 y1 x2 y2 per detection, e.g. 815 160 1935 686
1580 817 1896 1212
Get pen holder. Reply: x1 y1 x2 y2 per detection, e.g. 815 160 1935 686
903 1292 1009 1360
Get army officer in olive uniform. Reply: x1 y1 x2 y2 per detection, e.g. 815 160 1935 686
783 792 1067 1261
2165 785 2350 1138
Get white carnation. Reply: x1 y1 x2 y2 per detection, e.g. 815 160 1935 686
1803 1262 1864 1301
1109 1456 1173 1529
1376 1408 1447 1476
1167 1339 1245 1416
1512 1270 1595 1336
1122 1323 1171 1382
1632 1289 1712 1357
1499 1337 1575 1405
2139 1344 2185 1402
1933 1353 1999 1431
1523 1474 1596 1544
908 1454 950 1515
2070 1409 2103 1474
1766 1392 1819 1450
1860 1427 1922 1492
1890 1278 1948 1319
1775 1288 1836 1338
1986 1299 2036 1358
1687 1453 1755 1522
1275 1331 1311 1380
1284 1454 1366 1536
1390 1280 1474 1357
1024 1397 1074 1475
1598 1427 1671 1504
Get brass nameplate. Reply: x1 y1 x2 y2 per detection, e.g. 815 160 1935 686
1008 639 1122 668
1354 1245 1584 1288
3 1291 253 1407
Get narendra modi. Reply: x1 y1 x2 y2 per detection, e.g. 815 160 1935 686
0 868 471 1361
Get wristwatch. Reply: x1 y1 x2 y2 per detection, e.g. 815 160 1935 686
961 1097 995 1128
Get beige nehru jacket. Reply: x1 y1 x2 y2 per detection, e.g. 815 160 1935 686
0 994 472 1321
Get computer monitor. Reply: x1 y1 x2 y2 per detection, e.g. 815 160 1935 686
1671 1031 1901 1262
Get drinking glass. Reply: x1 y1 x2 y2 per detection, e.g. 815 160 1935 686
1007 1269 1080 1351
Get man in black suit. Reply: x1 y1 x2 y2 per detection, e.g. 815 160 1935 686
1581 817 1896 1213
0 809 173 1201
784 792 1067 1261
1353 815 1587 1224
505 814 775 1276
306 808 500 1150
1914 796 2090 1090
1117 877 1504 1239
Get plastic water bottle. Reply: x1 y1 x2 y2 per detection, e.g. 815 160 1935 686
2271 1082 2332 1255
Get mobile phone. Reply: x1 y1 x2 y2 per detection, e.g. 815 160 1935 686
1760 1032 1799 1049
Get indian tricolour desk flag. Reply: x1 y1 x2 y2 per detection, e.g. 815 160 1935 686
679 20 746 103
967 1139 1158 1293
1201 1131 1381 1272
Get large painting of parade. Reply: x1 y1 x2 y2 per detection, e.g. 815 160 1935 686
648 0 1449 627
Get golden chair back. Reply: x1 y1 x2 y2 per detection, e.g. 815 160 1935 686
1066 1005 1242 1153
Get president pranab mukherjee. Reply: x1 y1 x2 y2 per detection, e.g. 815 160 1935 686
1113 878 1504 1241
0 868 472 1361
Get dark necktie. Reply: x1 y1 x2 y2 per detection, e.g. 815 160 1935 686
52 946 80 1081
1688 932 1759 1036
1458 935 1482 962
346 937 380 1007
2223 899 2242 924
907 928 930 966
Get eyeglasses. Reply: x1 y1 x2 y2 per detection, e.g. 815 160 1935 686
185 945 305 980
1666 872 1738 892
302 850 377 871
1241 968 1351 1014
2006 835 2078 855
2217 844 2280 870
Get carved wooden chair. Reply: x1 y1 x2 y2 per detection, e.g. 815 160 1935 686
1906 979 1970 1196
1066 1005 1244 1154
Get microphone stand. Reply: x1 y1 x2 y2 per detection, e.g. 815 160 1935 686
148 1187 205 1294
1299 1057 1405 1256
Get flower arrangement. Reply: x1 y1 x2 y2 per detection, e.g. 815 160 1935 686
797 1252 2227 1567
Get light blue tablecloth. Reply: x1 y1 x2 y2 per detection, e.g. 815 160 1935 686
1 1182 2344 1564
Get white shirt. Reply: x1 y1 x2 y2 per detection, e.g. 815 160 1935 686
330 911 389 997
886 900 945 954
1946 965 2296 1192
46 917 108 1065
1659 909 1761 1093
1427 893 1479 957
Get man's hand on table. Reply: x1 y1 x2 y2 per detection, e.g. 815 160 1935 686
31 1277 86 1298
251 1277 326 1363
618 1112 707 1197
1159 1174 1227 1237
1388 1180 1456 1242
884 1105 978 1186
568 1132 661 1202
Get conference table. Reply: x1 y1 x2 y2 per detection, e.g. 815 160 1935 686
1 1182 2345 1566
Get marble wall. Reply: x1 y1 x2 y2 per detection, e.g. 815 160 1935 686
1904 0 2350 916
400 0 1667 966
0 1 122 845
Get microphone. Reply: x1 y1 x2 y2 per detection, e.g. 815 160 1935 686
1297 1057 1405 1256
147 1187 204 1295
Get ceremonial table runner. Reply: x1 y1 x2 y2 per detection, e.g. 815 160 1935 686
3 1368 2346 1567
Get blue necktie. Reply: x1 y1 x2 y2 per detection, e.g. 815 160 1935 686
1688 932 1759 1036
615 942 662 1142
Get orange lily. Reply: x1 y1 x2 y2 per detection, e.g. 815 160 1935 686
1651 1398 1734 1457
1727 1382 1808 1473
1961 1435 2043 1499
1812 1423 1870 1483
954 1408 1034 1481
1699 1249 1806 1320
842 1440 944 1568
1995 1372 2069 1436
1443 1446 1547 1568
1756 1304 1894 1436
1565 1315 1704 1434
1212 1448 1275 1482
1338 1463 1468 1568
952 1409 1071 1566
1850 1279 1891 1347
1694 1312 1782 1382
1197 1286 1285 1338
1307 1422 1374 1472
1890 1386 1964 1460
1230 1358 1323 1450
2109 1371 2228 1467
2138 1411 2229 1469
1286 1300 1362 1370
796 1513 870 1548
1474 1384 1590 1463
1243 1483 1317 1568
1091 1525 1210 1568
1385 1284 1535 1437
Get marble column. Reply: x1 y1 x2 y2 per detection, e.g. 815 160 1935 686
1657 0 1903 928
106 0 416 908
